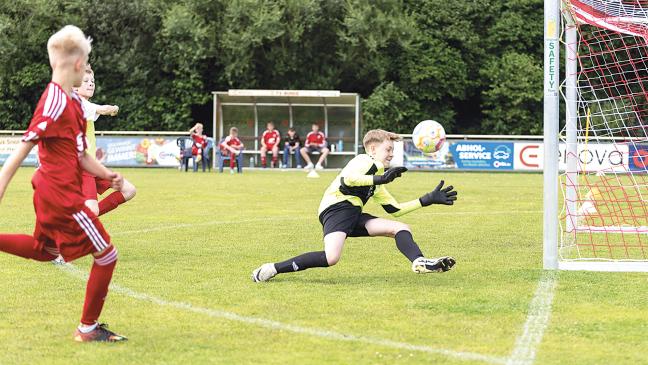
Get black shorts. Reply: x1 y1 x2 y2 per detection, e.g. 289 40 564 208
318 201 378 237
306 145 325 153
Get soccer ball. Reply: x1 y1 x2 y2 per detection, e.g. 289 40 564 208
412 120 446 155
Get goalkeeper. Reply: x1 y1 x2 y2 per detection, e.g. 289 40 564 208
252 129 458 282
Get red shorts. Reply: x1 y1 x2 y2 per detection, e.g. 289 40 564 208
32 193 111 262
81 172 112 201
263 144 277 150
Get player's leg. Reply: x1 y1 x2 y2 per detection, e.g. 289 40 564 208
229 151 236 172
301 146 313 169
315 147 329 170
282 143 290 167
294 147 302 168
98 178 136 216
260 146 268 167
362 217 455 273
252 232 345 282
271 145 279 168
67 207 126 342
0 234 58 261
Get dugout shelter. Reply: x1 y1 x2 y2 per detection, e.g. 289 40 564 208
212 90 360 168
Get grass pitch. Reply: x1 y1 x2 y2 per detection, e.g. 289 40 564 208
0 168 646 365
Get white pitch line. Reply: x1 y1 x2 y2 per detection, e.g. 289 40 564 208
505 271 558 365
111 216 302 237
111 211 542 237
58 263 507 365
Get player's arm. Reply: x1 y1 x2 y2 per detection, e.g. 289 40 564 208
79 154 123 190
95 104 119 116
375 180 458 217
343 166 408 187
373 184 422 217
0 141 35 202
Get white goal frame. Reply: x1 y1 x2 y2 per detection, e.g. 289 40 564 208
543 0 648 272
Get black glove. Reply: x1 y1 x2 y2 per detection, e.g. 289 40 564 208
373 166 408 185
420 180 458 206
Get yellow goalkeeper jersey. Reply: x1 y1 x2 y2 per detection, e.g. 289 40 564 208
81 98 99 159
318 154 422 216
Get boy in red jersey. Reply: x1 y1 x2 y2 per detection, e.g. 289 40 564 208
76 64 136 217
220 127 244 173
260 121 280 168
190 122 209 171
301 123 330 170
0 25 127 342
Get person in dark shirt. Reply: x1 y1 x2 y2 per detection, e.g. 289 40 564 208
282 127 302 168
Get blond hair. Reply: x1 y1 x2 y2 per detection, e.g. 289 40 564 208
47 25 92 67
85 63 94 75
230 127 238 134
362 129 401 149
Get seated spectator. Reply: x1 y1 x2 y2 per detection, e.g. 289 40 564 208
260 121 280 168
220 127 244 173
282 127 302 168
189 122 209 171
301 123 329 170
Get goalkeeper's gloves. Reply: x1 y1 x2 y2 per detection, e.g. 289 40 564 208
373 166 408 185
419 180 458 206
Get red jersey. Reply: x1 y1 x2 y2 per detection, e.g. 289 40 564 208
262 129 280 147
23 82 87 213
191 134 207 149
220 135 242 152
306 131 326 146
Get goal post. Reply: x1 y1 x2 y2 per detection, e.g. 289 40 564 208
545 0 648 272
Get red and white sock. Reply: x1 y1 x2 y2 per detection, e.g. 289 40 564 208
0 234 57 261
80 245 117 326
98 192 126 216
261 156 267 167
230 153 236 169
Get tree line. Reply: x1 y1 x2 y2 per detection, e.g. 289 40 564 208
0 0 543 135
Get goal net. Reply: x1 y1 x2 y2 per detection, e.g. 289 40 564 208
559 0 648 271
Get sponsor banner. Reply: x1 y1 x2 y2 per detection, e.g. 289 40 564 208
402 140 454 170
0 136 39 166
514 142 629 172
629 144 648 172
450 141 514 170
95 137 181 167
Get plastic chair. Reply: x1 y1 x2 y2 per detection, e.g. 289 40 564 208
176 137 195 172
217 138 244 173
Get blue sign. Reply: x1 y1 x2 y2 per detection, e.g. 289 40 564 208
629 144 648 172
450 141 514 170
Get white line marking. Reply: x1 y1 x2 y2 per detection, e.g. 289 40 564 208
506 271 558 365
111 217 301 237
110 212 542 237
57 263 506 364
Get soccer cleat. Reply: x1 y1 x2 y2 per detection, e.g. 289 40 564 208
51 255 65 265
251 263 278 282
315 163 324 170
412 256 456 273
74 323 127 343
304 163 314 171
297 165 302 169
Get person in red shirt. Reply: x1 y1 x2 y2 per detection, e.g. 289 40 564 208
190 122 209 172
300 123 330 170
0 26 127 342
260 121 280 168
220 127 244 173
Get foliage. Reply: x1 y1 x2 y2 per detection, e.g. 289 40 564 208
0 0 544 134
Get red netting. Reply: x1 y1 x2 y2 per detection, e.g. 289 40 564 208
561 0 648 261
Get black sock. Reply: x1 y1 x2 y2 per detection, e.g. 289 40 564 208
395 230 424 262
274 251 329 274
